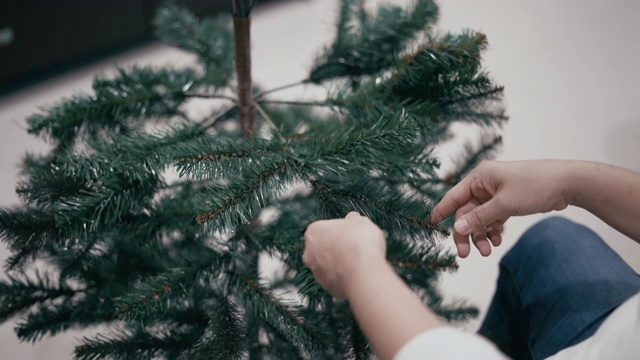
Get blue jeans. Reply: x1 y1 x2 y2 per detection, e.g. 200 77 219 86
478 216 640 360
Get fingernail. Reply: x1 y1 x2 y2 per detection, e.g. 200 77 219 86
454 218 471 234
429 208 439 223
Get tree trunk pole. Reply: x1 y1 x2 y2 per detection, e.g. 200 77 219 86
233 17 257 138
231 9 260 358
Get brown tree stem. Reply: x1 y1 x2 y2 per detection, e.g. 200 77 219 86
233 17 257 138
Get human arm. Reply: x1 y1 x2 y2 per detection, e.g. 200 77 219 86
303 213 507 359
563 161 640 243
430 160 640 257
344 256 445 360
303 212 444 360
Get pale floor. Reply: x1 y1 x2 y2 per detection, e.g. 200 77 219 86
1 0 639 358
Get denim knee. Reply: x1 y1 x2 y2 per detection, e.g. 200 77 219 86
501 216 583 268
494 216 640 360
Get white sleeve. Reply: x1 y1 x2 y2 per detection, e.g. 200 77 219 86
394 327 510 360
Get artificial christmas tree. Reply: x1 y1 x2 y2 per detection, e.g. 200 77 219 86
0 0 506 358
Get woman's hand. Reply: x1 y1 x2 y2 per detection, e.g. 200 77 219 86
431 160 571 257
303 211 386 299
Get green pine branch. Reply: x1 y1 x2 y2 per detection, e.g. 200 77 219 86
47 124 205 188
27 67 200 150
388 238 457 273
311 179 448 240
49 171 160 232
309 0 439 83
15 127 207 237
0 207 63 259
228 272 327 357
174 135 288 180
193 296 246 360
389 238 458 293
0 272 76 323
407 281 478 324
75 327 193 360
350 318 369 360
249 318 307 359
302 111 422 176
245 194 318 256
114 250 232 322
432 302 480 324
155 3 234 86
395 30 496 108
194 156 297 230
14 296 116 343
337 30 507 127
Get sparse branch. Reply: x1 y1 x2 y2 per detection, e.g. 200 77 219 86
254 102 278 131
441 85 505 107
199 106 238 129
255 80 310 100
184 92 237 102
258 99 337 107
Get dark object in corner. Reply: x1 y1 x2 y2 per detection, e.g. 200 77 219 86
0 0 272 93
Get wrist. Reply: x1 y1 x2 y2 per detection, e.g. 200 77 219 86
560 160 591 207
342 255 391 300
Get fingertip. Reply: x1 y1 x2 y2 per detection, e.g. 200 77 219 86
456 242 470 258
489 234 502 247
345 211 361 219
487 226 502 247
429 207 441 224
475 239 492 257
